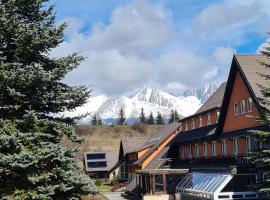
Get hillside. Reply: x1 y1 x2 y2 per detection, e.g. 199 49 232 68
63 124 162 161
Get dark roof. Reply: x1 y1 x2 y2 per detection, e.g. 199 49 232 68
170 124 216 144
216 125 270 140
144 147 169 170
195 82 226 114
84 151 118 172
121 137 148 155
134 122 181 166
235 55 270 100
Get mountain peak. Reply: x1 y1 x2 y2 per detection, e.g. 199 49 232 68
183 83 217 103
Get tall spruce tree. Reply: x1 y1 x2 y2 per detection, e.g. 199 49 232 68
155 111 164 125
147 112 155 125
116 108 126 125
0 0 97 199
139 107 146 124
168 109 179 123
250 38 270 197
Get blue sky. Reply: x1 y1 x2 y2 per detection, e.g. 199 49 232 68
50 0 270 96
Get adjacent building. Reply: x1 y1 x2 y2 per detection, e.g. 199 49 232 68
133 54 270 200
84 151 119 181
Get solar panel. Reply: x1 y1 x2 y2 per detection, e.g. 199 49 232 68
87 161 107 168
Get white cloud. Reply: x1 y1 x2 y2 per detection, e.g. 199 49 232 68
51 0 265 96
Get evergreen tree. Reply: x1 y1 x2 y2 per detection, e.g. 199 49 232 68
250 37 270 197
139 107 146 124
174 110 180 121
91 115 97 125
116 108 126 125
155 111 164 125
97 115 102 125
147 112 155 125
0 0 97 199
169 109 180 123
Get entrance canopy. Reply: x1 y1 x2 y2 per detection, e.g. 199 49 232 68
176 172 258 200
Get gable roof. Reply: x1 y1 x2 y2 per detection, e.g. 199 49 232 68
235 54 270 100
216 54 270 133
120 137 148 155
133 122 181 166
195 82 227 114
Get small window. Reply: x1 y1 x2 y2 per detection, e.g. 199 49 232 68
240 100 246 114
191 118 195 129
189 145 192 158
179 146 184 158
212 141 216 156
233 138 238 155
222 140 227 155
185 122 188 131
199 116 202 127
216 111 220 123
245 137 251 154
203 143 208 157
247 97 253 113
207 113 211 125
195 144 199 157
233 102 239 116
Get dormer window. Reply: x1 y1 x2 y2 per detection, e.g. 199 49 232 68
240 100 246 114
185 122 188 131
191 118 195 129
206 113 211 125
216 111 220 123
199 116 202 127
247 97 252 113
233 102 239 116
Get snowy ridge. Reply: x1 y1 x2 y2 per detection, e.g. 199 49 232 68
64 84 217 124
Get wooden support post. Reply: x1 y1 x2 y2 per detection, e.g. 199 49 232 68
136 175 138 195
152 174 156 194
163 173 167 194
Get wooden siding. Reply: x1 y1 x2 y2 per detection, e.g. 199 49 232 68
223 71 260 132
138 147 151 159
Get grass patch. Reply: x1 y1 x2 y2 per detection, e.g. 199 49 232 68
96 184 113 192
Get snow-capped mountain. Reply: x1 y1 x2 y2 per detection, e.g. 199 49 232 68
64 84 218 124
182 83 217 103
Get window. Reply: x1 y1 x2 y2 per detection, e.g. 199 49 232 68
207 113 211 125
185 122 188 131
212 141 216 156
179 146 185 158
87 161 107 168
199 116 202 127
203 143 208 157
233 102 239 116
233 138 238 155
240 100 246 114
245 137 251 154
189 145 192 158
216 111 220 123
247 97 253 112
222 140 227 155
86 153 106 160
191 118 195 129
195 144 199 157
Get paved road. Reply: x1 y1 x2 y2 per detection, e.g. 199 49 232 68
102 192 126 200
